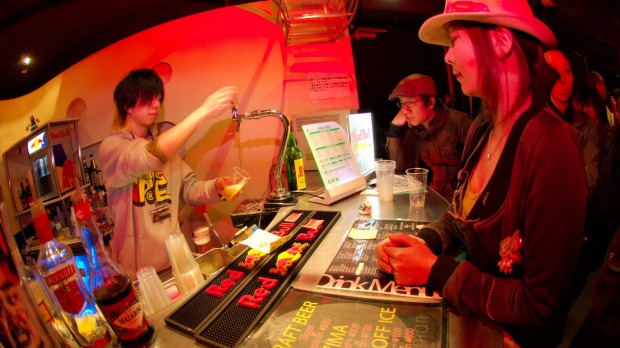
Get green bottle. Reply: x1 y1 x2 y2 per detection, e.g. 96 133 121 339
285 123 306 191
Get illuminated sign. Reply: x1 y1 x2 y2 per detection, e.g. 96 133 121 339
27 131 47 155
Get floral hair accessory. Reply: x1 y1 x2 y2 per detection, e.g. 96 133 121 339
498 229 523 274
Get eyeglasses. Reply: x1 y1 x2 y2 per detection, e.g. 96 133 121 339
396 99 423 109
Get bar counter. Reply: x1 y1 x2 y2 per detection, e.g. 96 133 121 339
145 172 503 347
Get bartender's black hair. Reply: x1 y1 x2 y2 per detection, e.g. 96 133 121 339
113 69 165 128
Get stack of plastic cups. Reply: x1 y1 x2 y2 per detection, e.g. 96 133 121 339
164 233 204 295
136 266 170 315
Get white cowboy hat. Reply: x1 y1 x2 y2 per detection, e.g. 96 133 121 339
418 0 557 48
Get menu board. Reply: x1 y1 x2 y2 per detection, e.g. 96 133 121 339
301 122 366 205
316 219 441 300
247 288 446 348
302 121 361 185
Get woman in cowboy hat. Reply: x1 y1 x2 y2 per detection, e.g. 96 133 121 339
375 0 587 346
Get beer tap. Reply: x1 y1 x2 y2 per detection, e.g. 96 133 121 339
232 108 297 206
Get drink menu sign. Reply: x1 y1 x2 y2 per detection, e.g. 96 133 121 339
302 121 360 185
247 288 446 348
301 122 366 205
317 219 441 300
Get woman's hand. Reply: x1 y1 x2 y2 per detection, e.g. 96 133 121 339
375 237 402 274
381 233 438 286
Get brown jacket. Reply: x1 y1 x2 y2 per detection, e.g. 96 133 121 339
385 104 471 200
420 105 587 347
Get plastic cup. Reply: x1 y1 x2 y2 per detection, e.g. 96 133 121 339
375 160 396 201
221 167 250 201
193 226 209 238
136 266 170 314
164 233 205 295
194 235 212 254
406 168 428 208
165 233 197 275
174 263 204 295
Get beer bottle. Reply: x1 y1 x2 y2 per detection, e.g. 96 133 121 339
285 123 306 191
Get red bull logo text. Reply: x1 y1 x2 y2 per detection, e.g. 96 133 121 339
237 277 279 309
271 221 296 237
296 224 324 241
205 270 245 298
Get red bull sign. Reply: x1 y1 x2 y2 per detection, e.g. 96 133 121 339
27 131 47 155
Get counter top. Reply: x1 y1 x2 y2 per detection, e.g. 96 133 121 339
144 172 503 347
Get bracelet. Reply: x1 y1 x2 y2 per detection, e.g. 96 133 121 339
486 278 496 321
146 139 169 163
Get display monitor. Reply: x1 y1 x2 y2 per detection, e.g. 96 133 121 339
347 112 375 177
292 109 375 175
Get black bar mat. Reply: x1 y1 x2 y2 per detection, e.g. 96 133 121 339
194 210 341 348
165 210 339 342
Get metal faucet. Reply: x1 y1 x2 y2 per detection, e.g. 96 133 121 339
232 108 296 205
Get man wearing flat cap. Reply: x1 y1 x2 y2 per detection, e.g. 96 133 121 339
386 73 472 200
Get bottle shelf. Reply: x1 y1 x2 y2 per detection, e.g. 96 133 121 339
14 184 91 218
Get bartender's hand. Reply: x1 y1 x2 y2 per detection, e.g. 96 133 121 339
215 177 235 196
391 109 408 127
196 86 238 119
382 233 437 286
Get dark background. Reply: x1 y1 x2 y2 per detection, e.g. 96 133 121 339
1 0 618 162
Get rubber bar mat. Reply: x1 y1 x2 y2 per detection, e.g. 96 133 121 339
164 210 313 334
164 210 339 345
194 210 340 348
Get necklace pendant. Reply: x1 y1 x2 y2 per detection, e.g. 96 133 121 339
486 153 492 160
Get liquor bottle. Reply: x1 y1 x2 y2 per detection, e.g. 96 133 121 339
22 263 81 347
89 188 109 231
89 154 104 190
285 123 306 191
34 199 113 347
73 190 155 346
0 222 58 348
19 182 29 210
82 156 91 185
24 181 34 206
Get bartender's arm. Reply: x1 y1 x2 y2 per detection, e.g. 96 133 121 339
157 86 238 158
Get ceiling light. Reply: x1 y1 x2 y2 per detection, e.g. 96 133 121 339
20 55 31 66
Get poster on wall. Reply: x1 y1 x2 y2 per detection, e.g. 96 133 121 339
248 288 447 348
307 73 352 100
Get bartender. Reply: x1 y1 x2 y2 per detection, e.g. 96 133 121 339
98 68 238 279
